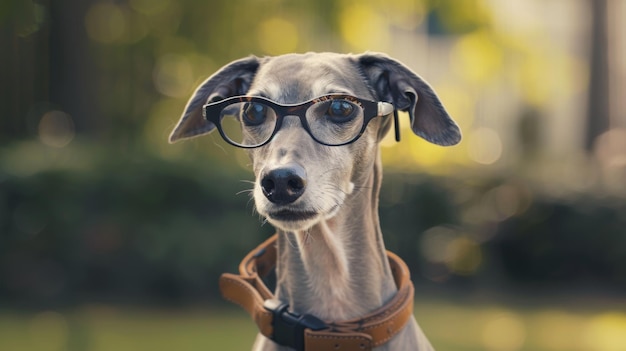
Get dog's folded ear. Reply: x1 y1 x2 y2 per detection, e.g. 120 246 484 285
355 52 461 146
169 56 261 143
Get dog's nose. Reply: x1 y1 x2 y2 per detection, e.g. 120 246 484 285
261 164 306 205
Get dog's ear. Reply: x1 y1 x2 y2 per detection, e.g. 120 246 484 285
169 56 261 143
355 53 461 146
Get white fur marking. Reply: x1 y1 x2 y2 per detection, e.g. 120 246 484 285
347 181 355 194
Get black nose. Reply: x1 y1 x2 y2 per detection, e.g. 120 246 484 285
261 164 307 205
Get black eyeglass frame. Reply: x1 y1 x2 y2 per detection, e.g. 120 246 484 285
202 94 395 148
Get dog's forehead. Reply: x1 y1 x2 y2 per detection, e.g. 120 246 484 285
249 53 371 102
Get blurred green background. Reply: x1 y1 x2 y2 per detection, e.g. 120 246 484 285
2 0 626 350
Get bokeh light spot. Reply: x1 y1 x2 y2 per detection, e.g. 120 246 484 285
339 3 389 51
383 0 425 30
420 225 458 263
38 110 75 148
258 17 299 55
85 2 128 43
468 127 502 165
490 184 521 219
446 236 482 275
518 51 550 107
409 138 449 167
421 226 482 276
129 0 171 15
584 312 626 351
533 310 586 351
452 31 503 84
153 54 194 98
594 128 626 168
420 262 450 283
482 311 526 351
485 183 532 222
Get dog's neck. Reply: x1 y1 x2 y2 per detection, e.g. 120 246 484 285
273 150 396 321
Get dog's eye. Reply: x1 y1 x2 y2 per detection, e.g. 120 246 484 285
327 100 355 121
242 103 267 126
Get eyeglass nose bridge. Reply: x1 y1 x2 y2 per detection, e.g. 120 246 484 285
272 103 367 147
270 112 316 141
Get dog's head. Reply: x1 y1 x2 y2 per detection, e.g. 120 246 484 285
170 52 460 231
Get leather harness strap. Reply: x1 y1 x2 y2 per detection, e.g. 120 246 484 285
219 234 415 351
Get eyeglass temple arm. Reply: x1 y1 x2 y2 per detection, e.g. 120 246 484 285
393 109 401 142
377 102 400 142
377 102 394 117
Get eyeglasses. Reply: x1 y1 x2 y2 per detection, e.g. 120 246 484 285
203 94 395 148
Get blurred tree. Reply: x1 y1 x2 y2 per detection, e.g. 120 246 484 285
47 0 104 138
0 0 49 143
0 0 105 144
585 0 610 151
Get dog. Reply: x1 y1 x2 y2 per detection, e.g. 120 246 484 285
169 52 461 350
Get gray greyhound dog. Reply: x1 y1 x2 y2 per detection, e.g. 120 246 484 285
169 52 461 350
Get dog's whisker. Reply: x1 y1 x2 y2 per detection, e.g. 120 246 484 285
246 197 256 208
302 229 314 245
236 189 254 196
260 217 269 226
285 233 299 249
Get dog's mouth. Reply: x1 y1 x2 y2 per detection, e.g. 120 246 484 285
264 205 341 231
254 178 347 231
267 209 318 222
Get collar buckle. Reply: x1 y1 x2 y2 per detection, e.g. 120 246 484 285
263 298 328 351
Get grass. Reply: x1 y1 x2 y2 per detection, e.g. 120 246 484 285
1 295 626 351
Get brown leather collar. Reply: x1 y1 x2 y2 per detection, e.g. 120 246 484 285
219 234 415 351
